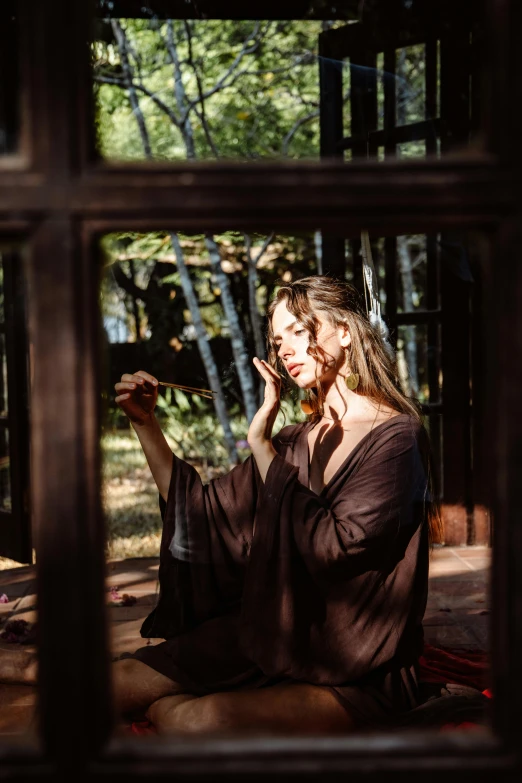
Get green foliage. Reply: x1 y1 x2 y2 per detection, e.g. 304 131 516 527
93 18 324 161
154 385 306 468
102 429 163 558
100 229 320 356
155 386 245 466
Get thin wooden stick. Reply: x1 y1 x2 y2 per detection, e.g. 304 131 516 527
159 381 217 394
158 381 217 399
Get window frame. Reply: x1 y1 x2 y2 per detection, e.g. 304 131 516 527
0 0 521 778
0 249 31 562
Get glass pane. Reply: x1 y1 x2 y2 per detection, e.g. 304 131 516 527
0 497 38 741
0 426 10 512
396 234 428 312
100 226 490 741
0 254 4 322
396 44 426 126
0 332 7 417
93 2 483 164
93 17 334 162
0 7 20 156
0 246 35 744
397 139 427 159
398 323 429 403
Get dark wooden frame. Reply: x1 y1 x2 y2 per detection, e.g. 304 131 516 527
0 0 521 779
0 251 31 562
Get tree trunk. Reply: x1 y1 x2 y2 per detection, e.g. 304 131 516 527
314 230 324 275
167 21 257 425
112 20 238 462
166 20 197 160
205 236 258 423
397 237 420 397
111 20 153 159
128 259 142 342
245 234 271 406
171 233 239 463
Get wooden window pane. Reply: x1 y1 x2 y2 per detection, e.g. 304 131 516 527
0 425 10 512
93 16 351 163
0 6 20 157
0 331 7 417
99 223 489 748
396 44 427 127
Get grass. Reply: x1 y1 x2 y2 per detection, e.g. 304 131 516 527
0 426 230 568
101 426 232 559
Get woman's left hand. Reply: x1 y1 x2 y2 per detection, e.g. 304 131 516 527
248 357 282 447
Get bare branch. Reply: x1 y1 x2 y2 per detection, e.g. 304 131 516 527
94 74 181 128
188 22 263 108
112 262 148 302
184 20 219 158
243 58 314 77
281 109 320 156
253 232 275 265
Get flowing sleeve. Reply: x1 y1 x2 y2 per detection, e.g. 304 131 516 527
140 450 262 640
239 419 429 682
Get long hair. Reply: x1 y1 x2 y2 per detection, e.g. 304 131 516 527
266 275 442 547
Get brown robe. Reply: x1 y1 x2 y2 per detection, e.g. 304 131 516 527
132 413 429 728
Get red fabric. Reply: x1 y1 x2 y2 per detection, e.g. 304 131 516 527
421 643 490 731
418 642 489 691
130 720 156 735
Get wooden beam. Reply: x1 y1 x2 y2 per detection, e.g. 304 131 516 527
18 0 112 765
28 218 111 760
318 27 346 279
94 0 361 21
0 160 512 231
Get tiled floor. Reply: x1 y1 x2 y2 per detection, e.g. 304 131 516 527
0 546 490 738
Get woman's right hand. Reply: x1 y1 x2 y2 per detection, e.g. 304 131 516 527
114 371 159 426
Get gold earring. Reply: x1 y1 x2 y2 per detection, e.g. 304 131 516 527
300 399 314 415
345 371 360 391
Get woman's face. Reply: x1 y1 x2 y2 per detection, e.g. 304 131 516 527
271 299 350 389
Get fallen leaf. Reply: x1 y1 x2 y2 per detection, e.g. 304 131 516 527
109 587 121 602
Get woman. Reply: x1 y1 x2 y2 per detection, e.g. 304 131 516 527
112 276 439 735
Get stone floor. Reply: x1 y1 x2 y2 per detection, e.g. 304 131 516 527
0 546 490 738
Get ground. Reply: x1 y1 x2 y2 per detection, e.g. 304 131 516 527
0 545 490 738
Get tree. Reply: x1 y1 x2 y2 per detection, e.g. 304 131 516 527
106 20 241 460
95 19 304 435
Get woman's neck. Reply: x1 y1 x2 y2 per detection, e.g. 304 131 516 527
321 385 361 422
320 387 390 424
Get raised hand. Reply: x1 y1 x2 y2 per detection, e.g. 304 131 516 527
248 357 282 447
114 371 159 426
